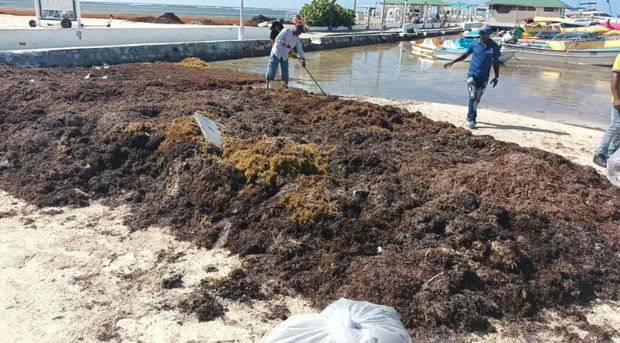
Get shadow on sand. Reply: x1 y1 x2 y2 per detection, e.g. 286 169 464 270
476 121 569 136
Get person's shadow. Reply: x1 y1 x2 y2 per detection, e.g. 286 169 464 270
476 121 569 136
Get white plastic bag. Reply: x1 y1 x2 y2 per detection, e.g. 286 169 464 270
260 298 412 343
607 149 620 187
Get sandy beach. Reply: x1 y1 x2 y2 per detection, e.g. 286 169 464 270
0 61 618 342
2 190 618 342
0 7 258 27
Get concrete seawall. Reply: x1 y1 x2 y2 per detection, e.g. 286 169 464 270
0 26 271 51
0 29 462 68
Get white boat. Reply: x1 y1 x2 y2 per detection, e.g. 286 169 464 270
411 39 439 58
502 43 620 67
430 40 516 63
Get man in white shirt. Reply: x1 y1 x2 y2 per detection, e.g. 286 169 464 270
266 24 306 89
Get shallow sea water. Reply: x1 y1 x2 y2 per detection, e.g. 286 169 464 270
214 42 612 129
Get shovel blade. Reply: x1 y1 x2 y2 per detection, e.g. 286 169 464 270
193 112 222 148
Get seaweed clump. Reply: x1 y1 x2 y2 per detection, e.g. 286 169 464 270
223 136 328 183
175 57 212 70
125 115 206 154
281 176 339 224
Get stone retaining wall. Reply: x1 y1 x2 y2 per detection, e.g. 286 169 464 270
0 29 462 68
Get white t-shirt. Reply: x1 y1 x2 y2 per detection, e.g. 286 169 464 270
271 28 306 61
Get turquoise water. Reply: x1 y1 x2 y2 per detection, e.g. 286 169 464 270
214 42 612 129
0 0 292 18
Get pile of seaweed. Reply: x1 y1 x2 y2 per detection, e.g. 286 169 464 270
131 12 184 24
0 61 618 338
248 15 275 26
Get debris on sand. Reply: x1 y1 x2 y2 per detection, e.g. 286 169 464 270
176 57 212 70
162 274 184 289
131 12 184 24
0 63 618 338
181 291 225 322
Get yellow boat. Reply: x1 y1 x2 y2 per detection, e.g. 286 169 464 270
547 39 620 50
532 16 573 24
521 24 610 35
561 25 610 33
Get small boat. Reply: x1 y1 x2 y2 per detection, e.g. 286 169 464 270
503 43 620 66
560 25 609 34
521 23 611 39
603 19 620 31
547 39 620 51
431 40 516 63
454 28 482 50
411 38 439 58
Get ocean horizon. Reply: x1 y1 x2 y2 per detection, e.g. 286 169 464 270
0 0 295 18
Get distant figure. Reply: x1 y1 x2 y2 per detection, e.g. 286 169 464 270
443 25 500 129
293 12 308 30
593 53 620 167
107 14 113 28
270 19 284 47
265 24 306 89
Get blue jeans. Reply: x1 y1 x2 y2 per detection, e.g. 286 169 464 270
266 54 289 82
596 106 620 156
467 75 488 123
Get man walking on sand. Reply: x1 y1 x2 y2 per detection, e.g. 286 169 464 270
444 26 500 129
593 53 620 168
266 24 306 90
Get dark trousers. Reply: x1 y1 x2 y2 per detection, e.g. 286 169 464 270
467 75 488 123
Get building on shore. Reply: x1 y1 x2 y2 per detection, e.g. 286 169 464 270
486 0 569 24
358 0 451 26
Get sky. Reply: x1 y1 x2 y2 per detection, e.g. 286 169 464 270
92 0 617 14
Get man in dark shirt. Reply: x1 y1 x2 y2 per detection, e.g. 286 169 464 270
444 26 501 129
270 19 284 46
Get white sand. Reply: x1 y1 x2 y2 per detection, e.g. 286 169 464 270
0 191 314 342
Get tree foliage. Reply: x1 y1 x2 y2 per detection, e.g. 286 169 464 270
300 0 356 30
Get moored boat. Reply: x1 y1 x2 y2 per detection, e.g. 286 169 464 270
603 19 620 30
412 30 515 64
411 38 441 58
503 43 620 66
431 41 516 64
547 39 620 51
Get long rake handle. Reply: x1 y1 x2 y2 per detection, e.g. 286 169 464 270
302 64 327 96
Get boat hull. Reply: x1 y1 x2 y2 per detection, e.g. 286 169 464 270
431 48 515 64
503 43 620 66
410 39 441 59
547 39 620 51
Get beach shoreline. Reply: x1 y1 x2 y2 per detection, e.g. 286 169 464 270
0 7 260 26
353 96 609 173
